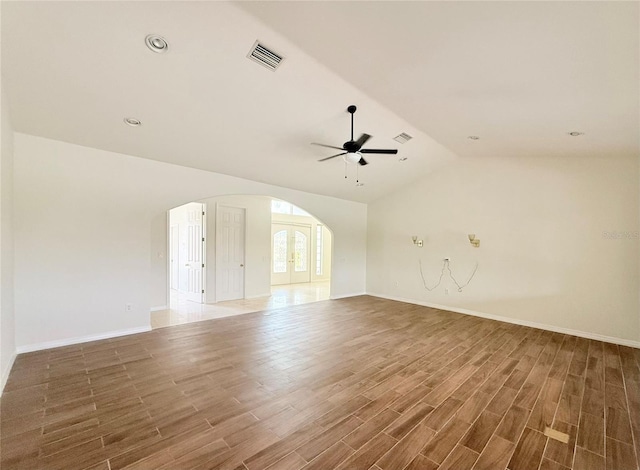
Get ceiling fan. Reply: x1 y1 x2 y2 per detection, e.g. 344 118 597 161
312 105 398 166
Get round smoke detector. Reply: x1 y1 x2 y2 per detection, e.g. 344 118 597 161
145 34 169 53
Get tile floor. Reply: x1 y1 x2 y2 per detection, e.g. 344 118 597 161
151 281 331 328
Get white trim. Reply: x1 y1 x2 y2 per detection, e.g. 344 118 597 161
0 349 17 396
150 305 168 312
330 292 366 300
16 326 152 354
368 292 640 349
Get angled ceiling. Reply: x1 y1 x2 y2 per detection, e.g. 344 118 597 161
2 1 638 204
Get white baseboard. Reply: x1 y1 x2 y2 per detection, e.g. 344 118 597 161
16 326 152 354
367 292 640 349
0 349 17 397
330 292 367 300
150 305 168 312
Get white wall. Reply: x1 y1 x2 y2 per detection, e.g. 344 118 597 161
367 156 640 345
13 133 367 351
150 212 168 309
1 85 16 392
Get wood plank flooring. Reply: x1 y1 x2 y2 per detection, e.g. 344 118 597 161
1 296 639 470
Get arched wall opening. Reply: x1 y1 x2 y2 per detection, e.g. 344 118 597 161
13 134 367 351
151 195 335 328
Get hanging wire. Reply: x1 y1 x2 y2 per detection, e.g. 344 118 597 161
419 259 478 292
419 259 446 291
447 260 478 291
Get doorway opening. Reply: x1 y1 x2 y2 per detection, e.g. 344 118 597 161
270 199 331 304
153 196 332 328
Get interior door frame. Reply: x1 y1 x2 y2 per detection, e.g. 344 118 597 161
165 204 207 308
184 203 205 303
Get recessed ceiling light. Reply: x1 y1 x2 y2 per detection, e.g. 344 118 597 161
145 34 168 53
124 117 141 127
568 131 584 136
467 136 480 140
399 156 408 162
356 182 364 187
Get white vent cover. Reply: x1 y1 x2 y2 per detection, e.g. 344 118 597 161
393 133 413 144
247 40 284 71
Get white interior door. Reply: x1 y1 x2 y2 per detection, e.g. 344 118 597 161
216 205 245 302
184 204 204 303
271 224 311 285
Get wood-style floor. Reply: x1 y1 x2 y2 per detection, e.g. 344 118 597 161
1 296 639 470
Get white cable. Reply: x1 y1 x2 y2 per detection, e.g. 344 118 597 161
419 259 446 291
419 259 478 292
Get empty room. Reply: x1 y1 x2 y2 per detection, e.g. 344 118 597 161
0 2 639 470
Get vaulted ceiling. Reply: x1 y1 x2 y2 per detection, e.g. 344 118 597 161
2 1 638 203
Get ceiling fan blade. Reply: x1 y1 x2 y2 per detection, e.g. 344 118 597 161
358 157 368 166
360 148 398 154
311 143 345 151
318 152 347 162
355 133 372 148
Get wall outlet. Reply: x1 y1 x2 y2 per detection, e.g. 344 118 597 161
394 281 399 287
444 288 449 295
126 303 133 312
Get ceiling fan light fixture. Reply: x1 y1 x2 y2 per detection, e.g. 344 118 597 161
344 152 362 164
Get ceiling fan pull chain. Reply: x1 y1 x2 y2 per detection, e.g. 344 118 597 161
356 164 359 183
344 161 347 179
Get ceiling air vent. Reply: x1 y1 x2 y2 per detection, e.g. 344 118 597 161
247 40 284 71
393 133 413 144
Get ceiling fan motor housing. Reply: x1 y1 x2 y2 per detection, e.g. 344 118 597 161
344 141 360 152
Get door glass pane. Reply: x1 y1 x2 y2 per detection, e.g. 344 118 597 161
294 231 307 272
273 230 287 273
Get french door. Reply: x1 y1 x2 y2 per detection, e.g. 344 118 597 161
271 224 311 285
